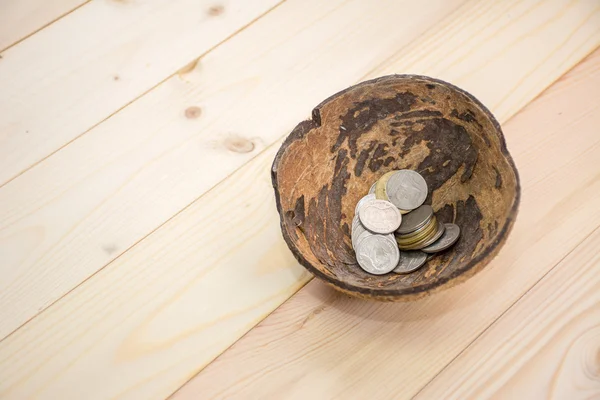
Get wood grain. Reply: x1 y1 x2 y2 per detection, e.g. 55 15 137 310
0 0 88 51
0 0 596 343
0 0 466 341
416 228 600 399
0 1 598 399
0 142 312 400
168 48 600 400
371 0 600 122
0 0 281 185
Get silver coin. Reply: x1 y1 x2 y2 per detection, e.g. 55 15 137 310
386 170 428 211
355 193 376 214
393 251 428 274
353 229 372 249
368 182 376 194
353 228 393 249
351 214 363 232
416 220 446 249
358 199 402 234
356 234 400 275
396 205 433 234
422 223 461 253
351 216 367 248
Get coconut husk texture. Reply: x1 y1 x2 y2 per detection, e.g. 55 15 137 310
272 75 520 301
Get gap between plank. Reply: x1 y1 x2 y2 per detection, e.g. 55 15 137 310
0 0 289 343
1 0 594 376
165 48 600 399
410 223 600 400
0 0 589 349
0 0 92 54
0 0 441 341
0 133 286 345
0 0 288 190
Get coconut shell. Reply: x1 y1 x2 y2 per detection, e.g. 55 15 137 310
272 75 520 301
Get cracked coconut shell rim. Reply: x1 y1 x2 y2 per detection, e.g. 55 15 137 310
272 75 520 301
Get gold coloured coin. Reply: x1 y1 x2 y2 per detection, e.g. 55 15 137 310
395 214 436 241
396 217 438 246
375 171 397 201
399 221 445 250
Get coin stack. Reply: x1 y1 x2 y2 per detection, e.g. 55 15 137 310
352 170 461 275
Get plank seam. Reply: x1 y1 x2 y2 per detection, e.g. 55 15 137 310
0 0 288 189
0 0 93 54
0 0 290 343
410 223 600 400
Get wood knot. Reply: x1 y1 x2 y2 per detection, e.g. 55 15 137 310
184 106 202 119
207 5 224 16
102 244 119 255
224 135 254 153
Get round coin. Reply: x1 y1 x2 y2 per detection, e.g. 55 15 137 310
386 170 428 211
353 229 371 249
405 220 446 250
393 251 428 274
358 199 402 234
351 216 368 248
356 234 400 275
396 217 438 246
355 229 394 249
375 171 397 201
369 182 376 194
422 223 461 253
355 193 376 214
396 205 433 234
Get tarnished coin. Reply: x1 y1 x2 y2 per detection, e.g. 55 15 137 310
393 251 428 274
422 223 461 253
358 199 402 234
355 193 376 214
396 205 433 234
369 182 376 194
375 171 397 201
356 234 400 275
386 170 428 211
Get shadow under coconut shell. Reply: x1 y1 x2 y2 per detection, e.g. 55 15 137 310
273 75 520 301
305 279 459 323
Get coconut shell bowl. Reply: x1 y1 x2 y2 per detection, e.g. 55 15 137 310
272 75 520 301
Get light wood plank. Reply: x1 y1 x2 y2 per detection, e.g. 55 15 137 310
0 0 281 185
0 0 88 51
415 230 600 399
0 0 467 340
168 49 600 400
0 143 312 400
0 2 598 399
0 0 596 343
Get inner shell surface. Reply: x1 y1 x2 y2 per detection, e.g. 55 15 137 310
275 76 517 293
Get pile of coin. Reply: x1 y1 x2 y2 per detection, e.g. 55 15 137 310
352 170 461 275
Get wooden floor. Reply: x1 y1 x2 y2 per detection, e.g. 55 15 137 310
0 1 598 399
